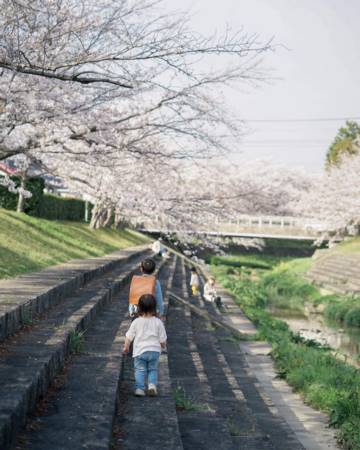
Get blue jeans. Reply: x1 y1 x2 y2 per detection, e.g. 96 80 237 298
134 351 160 391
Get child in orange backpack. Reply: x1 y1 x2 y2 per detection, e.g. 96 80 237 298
128 258 164 319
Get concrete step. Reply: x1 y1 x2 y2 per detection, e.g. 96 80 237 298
307 266 360 282
309 260 358 273
167 260 235 450
307 270 348 285
307 268 360 294
0 245 149 342
308 270 347 283
305 276 350 294
310 263 360 278
342 282 360 294
183 267 304 450
15 256 181 450
112 257 183 450
0 251 148 450
307 252 360 295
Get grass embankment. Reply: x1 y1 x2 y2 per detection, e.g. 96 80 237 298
263 257 360 327
212 254 360 449
336 237 360 254
0 209 150 279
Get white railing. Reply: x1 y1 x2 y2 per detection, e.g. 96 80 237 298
135 215 323 232
216 215 323 231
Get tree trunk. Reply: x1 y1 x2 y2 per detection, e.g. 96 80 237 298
114 208 126 229
89 203 103 229
16 175 27 213
89 203 113 229
103 207 113 228
84 201 90 222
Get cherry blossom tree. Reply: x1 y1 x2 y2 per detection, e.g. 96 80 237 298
3 0 309 247
0 0 272 163
38 147 312 231
297 146 360 241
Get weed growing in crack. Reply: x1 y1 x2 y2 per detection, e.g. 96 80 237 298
69 330 85 354
227 420 243 436
173 384 210 412
22 309 33 326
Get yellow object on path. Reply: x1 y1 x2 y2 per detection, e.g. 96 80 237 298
191 285 198 295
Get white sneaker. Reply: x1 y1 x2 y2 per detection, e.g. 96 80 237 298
148 384 158 396
134 388 145 397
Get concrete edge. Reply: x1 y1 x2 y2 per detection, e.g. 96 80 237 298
0 245 150 342
0 259 140 450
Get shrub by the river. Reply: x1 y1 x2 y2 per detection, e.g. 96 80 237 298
210 255 273 270
344 306 360 327
221 255 360 329
261 267 320 312
324 296 360 327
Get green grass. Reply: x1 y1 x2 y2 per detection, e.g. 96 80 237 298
214 254 360 325
69 330 86 354
172 384 210 412
210 254 287 270
324 297 360 327
211 256 319 314
0 209 150 279
212 262 360 449
261 259 360 327
336 237 360 254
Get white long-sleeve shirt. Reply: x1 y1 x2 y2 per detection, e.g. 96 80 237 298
126 316 167 358
190 273 200 287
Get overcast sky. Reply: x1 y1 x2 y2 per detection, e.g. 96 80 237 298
164 0 360 173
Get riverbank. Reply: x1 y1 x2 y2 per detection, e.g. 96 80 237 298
211 255 360 450
0 209 150 279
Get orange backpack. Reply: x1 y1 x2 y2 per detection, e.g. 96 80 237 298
129 275 156 306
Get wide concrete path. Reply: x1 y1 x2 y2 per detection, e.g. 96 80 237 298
0 247 341 450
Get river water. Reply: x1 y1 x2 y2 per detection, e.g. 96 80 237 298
271 308 360 367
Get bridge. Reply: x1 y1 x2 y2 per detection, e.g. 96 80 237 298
136 214 323 241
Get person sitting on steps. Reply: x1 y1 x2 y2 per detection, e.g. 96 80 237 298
123 294 167 397
151 238 164 257
128 258 164 320
203 277 223 308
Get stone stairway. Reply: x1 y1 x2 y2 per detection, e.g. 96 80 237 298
0 246 150 449
0 248 339 450
166 260 305 450
306 251 360 294
112 256 183 450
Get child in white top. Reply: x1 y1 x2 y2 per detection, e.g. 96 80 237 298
190 267 200 295
124 294 167 397
204 277 217 302
203 277 223 308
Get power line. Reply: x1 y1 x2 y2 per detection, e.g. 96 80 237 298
243 116 360 123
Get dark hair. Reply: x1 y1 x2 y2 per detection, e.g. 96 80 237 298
190 267 197 273
138 294 157 316
141 258 156 274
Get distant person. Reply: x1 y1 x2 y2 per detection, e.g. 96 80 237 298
128 258 164 319
190 267 200 295
152 238 164 257
203 277 223 308
124 294 167 397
